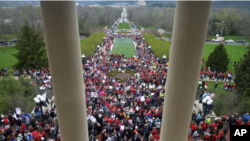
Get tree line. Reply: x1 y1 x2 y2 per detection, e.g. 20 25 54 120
127 7 250 39
0 4 122 39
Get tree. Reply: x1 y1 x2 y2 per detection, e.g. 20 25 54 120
240 13 250 45
0 70 35 113
206 43 229 73
13 20 48 70
234 47 250 97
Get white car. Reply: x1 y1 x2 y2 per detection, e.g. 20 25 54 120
225 39 234 43
212 39 223 42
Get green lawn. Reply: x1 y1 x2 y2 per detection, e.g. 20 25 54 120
147 26 154 29
0 46 18 69
0 34 18 42
209 35 249 43
202 43 248 74
117 23 131 30
111 38 136 58
80 32 106 57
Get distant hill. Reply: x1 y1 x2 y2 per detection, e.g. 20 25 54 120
211 1 250 10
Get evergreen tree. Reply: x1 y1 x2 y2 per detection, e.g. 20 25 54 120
206 43 229 72
234 47 250 113
234 47 250 96
13 20 48 70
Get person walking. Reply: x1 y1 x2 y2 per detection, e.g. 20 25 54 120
215 81 218 90
193 129 199 141
223 126 229 141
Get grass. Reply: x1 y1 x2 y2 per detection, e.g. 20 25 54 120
161 34 171 38
111 38 136 58
0 33 105 69
208 35 249 42
144 34 171 59
134 23 141 30
80 32 106 57
117 23 131 30
147 26 154 29
201 43 248 74
198 81 234 94
0 34 18 42
0 46 18 69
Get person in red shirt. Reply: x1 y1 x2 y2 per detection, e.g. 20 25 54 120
152 127 157 136
154 134 160 140
238 118 243 125
190 123 197 135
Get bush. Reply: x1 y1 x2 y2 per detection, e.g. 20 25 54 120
143 34 170 59
80 32 106 56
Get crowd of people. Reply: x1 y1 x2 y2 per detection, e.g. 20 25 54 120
190 111 250 141
83 32 168 141
0 29 248 141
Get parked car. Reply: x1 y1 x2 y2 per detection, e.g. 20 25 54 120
225 39 234 43
205 39 211 42
236 40 245 43
0 40 5 44
121 29 126 31
212 39 223 42
9 39 18 43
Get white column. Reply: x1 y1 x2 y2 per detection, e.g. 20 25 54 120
160 1 211 141
40 1 88 141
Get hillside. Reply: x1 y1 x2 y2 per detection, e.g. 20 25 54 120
212 0 250 10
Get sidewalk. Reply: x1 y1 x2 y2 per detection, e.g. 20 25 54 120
199 77 234 83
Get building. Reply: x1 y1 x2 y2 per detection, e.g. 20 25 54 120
137 0 146 7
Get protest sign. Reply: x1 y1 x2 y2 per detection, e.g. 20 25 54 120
91 92 98 97
140 96 145 102
90 116 96 123
42 93 47 100
15 108 21 115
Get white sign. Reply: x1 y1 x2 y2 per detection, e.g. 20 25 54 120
140 96 145 102
121 125 125 131
42 93 47 100
91 92 98 97
148 118 153 123
123 107 129 111
90 116 96 123
15 108 22 115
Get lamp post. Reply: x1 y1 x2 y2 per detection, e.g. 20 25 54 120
221 21 225 37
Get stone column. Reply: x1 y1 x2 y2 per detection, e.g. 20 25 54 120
40 1 88 140
160 1 211 141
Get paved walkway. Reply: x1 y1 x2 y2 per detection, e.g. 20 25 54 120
199 77 234 83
